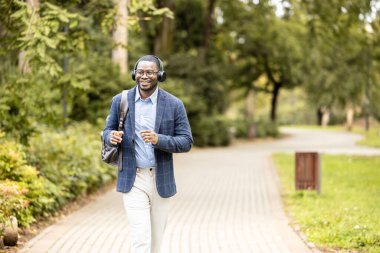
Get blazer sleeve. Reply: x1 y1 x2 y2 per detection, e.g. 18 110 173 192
102 94 121 146
154 100 193 153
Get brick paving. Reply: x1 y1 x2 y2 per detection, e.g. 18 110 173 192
20 127 380 253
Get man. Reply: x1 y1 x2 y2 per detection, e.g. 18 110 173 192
103 55 193 253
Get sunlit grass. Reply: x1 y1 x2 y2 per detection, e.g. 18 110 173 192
354 127 380 148
273 153 380 253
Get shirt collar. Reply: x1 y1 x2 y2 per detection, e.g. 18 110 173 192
135 86 159 105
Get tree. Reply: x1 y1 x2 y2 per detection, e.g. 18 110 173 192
298 0 373 128
0 0 90 142
217 0 305 122
18 0 39 74
128 0 173 55
154 0 175 56
112 0 128 74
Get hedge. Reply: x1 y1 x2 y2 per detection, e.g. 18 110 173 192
0 123 115 230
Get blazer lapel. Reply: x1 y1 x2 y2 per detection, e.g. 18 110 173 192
155 88 166 133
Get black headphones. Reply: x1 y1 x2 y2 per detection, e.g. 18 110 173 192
131 55 166 82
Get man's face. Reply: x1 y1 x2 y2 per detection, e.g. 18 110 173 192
135 61 159 92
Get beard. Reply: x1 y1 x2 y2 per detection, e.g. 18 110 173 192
138 80 158 93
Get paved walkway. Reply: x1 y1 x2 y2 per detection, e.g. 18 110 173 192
19 127 380 253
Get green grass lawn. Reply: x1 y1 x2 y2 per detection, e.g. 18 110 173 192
273 154 380 253
355 127 380 148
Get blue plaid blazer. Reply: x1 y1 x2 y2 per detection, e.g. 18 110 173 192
103 86 193 197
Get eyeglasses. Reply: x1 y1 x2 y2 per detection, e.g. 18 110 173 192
135 69 159 77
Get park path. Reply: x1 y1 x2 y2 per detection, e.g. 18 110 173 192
19 127 380 253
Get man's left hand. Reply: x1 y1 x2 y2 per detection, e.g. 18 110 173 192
140 130 158 145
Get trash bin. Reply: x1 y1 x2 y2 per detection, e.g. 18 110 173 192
295 152 321 194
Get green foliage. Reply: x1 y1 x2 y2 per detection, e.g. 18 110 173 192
69 54 132 123
217 0 306 121
191 116 230 147
129 0 174 53
27 123 116 203
0 67 63 143
232 119 279 139
161 52 232 147
0 1 92 143
0 122 116 228
299 0 376 118
0 0 176 144
0 137 57 227
2 0 380 151
0 180 32 231
276 88 317 125
10 1 88 77
255 120 279 138
129 0 174 21
273 154 380 252
172 0 206 50
167 54 228 115
369 55 380 121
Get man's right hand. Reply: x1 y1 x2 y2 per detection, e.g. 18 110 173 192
110 131 124 145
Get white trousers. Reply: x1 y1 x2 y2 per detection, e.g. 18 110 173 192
122 168 170 253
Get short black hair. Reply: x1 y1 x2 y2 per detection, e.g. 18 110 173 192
135 55 161 70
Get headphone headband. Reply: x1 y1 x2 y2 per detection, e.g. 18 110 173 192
132 55 166 82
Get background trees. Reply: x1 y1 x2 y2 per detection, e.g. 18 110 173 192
298 0 375 128
0 0 379 145
1 0 379 240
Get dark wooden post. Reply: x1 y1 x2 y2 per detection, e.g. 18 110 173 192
295 152 321 194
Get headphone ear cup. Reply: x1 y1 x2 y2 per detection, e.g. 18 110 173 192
131 70 136 81
158 71 166 82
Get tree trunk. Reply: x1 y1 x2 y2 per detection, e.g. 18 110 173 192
263 55 281 123
245 89 256 138
270 83 281 122
112 0 128 75
154 0 175 56
321 106 330 127
245 89 255 121
63 25 69 128
19 0 40 73
202 0 216 61
345 102 354 131
364 47 372 131
18 51 31 74
317 108 323 125
27 0 39 8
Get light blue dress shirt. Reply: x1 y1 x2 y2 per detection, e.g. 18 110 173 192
134 87 158 168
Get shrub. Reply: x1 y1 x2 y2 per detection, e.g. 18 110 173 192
255 120 279 138
192 116 231 147
0 123 116 228
0 180 34 229
231 119 279 139
27 123 115 205
232 119 254 138
0 138 57 226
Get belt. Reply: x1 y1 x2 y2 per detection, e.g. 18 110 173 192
136 167 155 172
